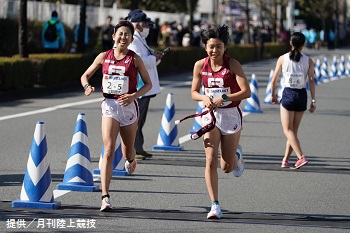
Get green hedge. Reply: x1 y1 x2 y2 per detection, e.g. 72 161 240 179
157 43 289 75
0 57 34 89
0 54 95 91
0 43 289 93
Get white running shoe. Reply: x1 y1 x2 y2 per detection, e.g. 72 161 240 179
233 145 244 177
125 159 137 174
207 203 223 219
100 196 113 212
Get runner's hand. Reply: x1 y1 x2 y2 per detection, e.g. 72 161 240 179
84 85 95 96
309 103 316 113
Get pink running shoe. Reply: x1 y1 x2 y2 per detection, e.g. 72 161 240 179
291 156 308 169
281 160 289 168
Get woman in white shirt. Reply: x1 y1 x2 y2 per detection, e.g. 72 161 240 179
271 32 316 169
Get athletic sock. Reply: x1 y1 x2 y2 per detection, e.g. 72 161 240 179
101 194 110 200
236 152 240 160
212 201 219 206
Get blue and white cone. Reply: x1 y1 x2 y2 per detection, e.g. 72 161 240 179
314 59 321 85
57 113 99 192
189 86 204 134
277 74 285 102
244 74 262 113
93 135 128 181
189 101 203 134
263 69 274 104
330 56 339 81
338 55 346 79
321 57 330 83
12 122 61 209
152 93 183 151
346 55 350 77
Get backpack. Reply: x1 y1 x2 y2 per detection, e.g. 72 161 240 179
44 21 59 42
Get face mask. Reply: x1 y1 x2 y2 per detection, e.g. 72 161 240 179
139 27 150 38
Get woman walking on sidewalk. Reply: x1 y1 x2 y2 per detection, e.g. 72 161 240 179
80 20 152 211
191 24 251 219
271 32 316 169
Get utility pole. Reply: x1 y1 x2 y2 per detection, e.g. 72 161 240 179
286 0 295 33
77 0 86 53
334 0 339 48
245 0 251 44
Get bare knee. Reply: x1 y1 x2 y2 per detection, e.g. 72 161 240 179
206 157 218 171
103 147 115 161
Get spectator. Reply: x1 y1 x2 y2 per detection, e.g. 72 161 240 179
146 18 160 47
232 24 244 45
100 16 114 51
127 10 163 160
42 10 66 53
308 28 317 49
301 28 310 48
160 22 171 46
74 23 89 45
70 22 89 53
328 29 335 49
319 29 325 47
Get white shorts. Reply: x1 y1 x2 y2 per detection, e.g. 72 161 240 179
202 107 243 135
101 98 138 126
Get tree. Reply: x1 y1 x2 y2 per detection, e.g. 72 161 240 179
117 0 199 13
253 0 289 42
19 0 28 58
76 0 87 53
297 0 334 33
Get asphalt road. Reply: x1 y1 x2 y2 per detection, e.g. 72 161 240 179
0 48 349 232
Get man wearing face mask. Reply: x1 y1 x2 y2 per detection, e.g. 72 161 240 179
128 10 164 160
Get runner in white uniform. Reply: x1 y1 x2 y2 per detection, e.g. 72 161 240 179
271 32 316 169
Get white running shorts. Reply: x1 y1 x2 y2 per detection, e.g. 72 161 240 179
101 98 138 126
202 107 243 135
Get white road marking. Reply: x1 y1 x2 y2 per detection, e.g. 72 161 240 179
0 98 103 121
53 189 71 199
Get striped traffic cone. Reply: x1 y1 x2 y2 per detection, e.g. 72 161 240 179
314 58 321 85
277 73 285 102
338 55 346 79
93 135 128 181
346 55 350 77
189 101 203 134
12 122 61 209
321 57 330 83
152 93 183 151
263 69 274 104
56 113 99 192
330 56 339 81
244 74 263 113
189 86 204 134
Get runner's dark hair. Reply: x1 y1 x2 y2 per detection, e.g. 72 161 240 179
289 32 305 62
114 20 135 36
200 24 229 45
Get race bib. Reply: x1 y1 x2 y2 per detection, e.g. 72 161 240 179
204 87 231 107
102 74 129 95
284 72 305 88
